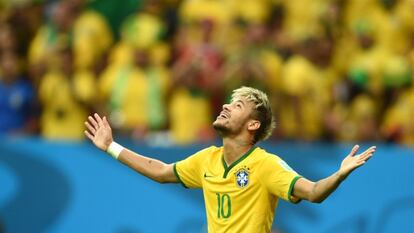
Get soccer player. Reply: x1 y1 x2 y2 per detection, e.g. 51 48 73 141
85 86 376 233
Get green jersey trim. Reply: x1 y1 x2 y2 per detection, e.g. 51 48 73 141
222 146 257 178
173 163 188 189
288 176 302 204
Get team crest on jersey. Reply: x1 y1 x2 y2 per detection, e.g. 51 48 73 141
235 168 249 188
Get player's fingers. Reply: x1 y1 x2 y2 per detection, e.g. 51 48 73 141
355 160 366 167
94 113 103 126
363 146 376 153
349 145 360 157
84 130 94 141
364 155 373 162
366 148 376 154
360 146 376 157
359 152 373 161
88 115 99 128
103 116 110 127
85 121 96 134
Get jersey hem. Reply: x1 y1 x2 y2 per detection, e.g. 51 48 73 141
173 163 189 189
288 176 302 204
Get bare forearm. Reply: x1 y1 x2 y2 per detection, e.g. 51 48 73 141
117 148 177 184
85 113 178 184
293 145 376 204
309 145 376 203
308 172 344 203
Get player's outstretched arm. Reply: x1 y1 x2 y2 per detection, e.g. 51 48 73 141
84 113 178 184
292 145 376 203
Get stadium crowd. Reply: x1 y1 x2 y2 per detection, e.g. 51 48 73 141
1 0 414 145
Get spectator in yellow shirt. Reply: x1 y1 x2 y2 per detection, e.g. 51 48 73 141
29 1 74 83
169 20 224 144
99 46 170 138
29 0 113 82
38 45 96 140
69 0 113 70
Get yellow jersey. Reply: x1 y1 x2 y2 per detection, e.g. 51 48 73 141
174 146 301 233
39 70 95 140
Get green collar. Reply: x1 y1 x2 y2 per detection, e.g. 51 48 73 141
222 146 257 178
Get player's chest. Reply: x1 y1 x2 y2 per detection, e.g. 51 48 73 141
201 162 261 194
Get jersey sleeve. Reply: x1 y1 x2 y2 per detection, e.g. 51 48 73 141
174 146 214 189
261 155 302 203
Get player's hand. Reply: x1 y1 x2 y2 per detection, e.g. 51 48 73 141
338 145 376 180
84 113 113 151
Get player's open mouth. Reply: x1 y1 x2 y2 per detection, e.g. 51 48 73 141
218 111 230 119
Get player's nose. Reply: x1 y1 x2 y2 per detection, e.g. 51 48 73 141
223 103 230 111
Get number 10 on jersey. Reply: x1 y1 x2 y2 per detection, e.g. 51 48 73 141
216 193 231 218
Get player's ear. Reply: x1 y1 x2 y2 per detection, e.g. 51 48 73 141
247 120 260 131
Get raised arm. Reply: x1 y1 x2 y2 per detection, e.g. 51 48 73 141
84 113 178 184
292 145 376 203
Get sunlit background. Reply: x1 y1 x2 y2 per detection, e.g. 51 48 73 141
0 0 413 232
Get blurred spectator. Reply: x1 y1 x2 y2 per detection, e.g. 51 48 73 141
29 0 113 84
231 0 272 24
169 19 224 144
172 20 223 94
179 0 230 26
0 23 17 53
109 0 166 67
69 0 113 71
5 1 44 57
99 46 170 138
38 45 96 140
1 0 414 145
278 37 334 141
381 88 414 145
223 23 268 98
120 0 164 54
29 1 74 84
100 0 170 139
0 51 36 135
282 0 330 42
338 94 379 142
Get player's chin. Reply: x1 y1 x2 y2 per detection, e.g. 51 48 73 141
212 120 228 132
212 120 220 128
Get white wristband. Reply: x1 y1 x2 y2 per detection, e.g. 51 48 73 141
106 141 124 159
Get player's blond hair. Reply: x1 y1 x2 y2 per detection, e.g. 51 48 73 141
231 86 276 143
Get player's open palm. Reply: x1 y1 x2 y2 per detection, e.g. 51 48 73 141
338 145 376 179
84 113 113 152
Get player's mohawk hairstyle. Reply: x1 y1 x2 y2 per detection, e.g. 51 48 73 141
231 86 276 143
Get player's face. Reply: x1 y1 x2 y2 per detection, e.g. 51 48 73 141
213 97 256 136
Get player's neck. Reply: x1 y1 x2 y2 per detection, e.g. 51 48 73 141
222 138 254 166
